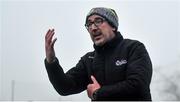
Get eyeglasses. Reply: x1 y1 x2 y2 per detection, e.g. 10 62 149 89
85 17 106 29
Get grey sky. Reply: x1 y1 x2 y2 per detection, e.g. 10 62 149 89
0 0 179 101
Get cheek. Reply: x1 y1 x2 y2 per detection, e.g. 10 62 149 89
99 24 111 34
100 28 110 37
100 29 114 41
89 33 95 42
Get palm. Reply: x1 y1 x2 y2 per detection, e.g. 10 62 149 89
45 29 57 63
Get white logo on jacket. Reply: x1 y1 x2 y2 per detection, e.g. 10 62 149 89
115 60 127 66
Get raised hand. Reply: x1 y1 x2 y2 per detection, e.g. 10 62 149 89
45 29 57 63
87 75 101 99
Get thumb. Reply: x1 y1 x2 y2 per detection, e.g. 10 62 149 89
91 75 98 84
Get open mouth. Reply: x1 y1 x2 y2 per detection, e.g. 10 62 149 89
94 34 102 40
92 32 102 41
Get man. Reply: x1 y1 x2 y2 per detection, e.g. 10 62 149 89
44 7 152 101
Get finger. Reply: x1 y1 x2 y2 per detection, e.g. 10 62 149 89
51 28 54 32
47 29 54 39
48 31 55 42
51 38 57 47
91 75 98 84
45 30 52 45
45 29 51 39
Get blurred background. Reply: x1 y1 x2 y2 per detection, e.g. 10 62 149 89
0 0 180 101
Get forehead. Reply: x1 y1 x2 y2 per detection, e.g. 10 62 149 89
87 14 104 21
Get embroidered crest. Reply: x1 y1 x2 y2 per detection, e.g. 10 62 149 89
115 60 127 66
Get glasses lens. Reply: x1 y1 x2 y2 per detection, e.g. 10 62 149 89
85 17 105 29
94 18 104 26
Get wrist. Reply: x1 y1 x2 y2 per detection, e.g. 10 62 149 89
46 57 56 63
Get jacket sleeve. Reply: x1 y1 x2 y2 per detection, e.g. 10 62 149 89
44 56 89 96
95 42 152 100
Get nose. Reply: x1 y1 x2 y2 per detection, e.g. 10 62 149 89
90 23 98 31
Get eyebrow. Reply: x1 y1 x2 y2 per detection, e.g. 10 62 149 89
87 17 104 22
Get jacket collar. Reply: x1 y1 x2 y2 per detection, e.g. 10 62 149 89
93 31 123 53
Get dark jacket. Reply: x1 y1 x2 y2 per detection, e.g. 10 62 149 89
44 32 153 101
